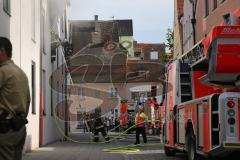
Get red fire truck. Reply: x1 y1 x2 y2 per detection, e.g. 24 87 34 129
162 26 240 160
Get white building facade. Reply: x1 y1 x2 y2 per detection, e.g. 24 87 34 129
0 0 71 151
0 0 10 37
182 0 194 53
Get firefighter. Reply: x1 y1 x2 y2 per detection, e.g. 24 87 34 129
151 97 159 134
93 109 109 143
0 37 30 160
135 105 147 144
93 117 110 142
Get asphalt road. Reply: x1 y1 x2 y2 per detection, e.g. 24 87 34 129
23 131 238 160
23 131 184 160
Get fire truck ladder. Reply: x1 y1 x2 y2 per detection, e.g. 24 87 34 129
211 94 220 148
179 39 221 147
179 63 193 103
178 40 206 103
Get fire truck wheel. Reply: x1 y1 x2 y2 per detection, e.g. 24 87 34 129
187 130 198 160
164 146 176 156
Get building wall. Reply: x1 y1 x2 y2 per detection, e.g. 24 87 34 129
50 0 71 140
133 42 165 62
180 0 240 53
120 83 163 103
69 82 162 120
8 0 42 151
0 0 70 151
0 0 10 37
71 20 94 55
195 0 240 42
40 0 55 146
173 0 183 58
182 0 194 53
41 0 70 146
69 93 80 130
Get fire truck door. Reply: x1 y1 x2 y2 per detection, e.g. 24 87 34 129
177 108 185 144
197 103 204 147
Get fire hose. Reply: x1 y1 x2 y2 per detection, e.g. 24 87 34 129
53 110 163 153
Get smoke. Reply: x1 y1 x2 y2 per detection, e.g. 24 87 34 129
49 0 68 26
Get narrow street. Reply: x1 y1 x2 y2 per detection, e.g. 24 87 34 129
23 131 186 160
1 0 240 160
23 130 240 160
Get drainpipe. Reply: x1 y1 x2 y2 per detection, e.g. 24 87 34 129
189 0 197 45
178 15 184 55
39 0 44 147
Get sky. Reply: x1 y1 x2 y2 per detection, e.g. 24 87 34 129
70 0 174 44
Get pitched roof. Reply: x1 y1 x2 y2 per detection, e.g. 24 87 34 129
71 19 133 54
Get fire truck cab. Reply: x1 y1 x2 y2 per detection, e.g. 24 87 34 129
162 26 240 160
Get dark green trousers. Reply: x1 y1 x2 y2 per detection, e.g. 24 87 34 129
0 127 26 160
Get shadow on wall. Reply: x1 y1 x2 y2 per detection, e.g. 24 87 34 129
0 0 10 38
24 135 32 153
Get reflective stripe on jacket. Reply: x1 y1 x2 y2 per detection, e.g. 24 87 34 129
135 112 147 128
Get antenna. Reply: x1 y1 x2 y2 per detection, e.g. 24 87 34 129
110 16 115 20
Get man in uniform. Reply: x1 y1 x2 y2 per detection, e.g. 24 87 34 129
135 104 147 145
0 37 30 160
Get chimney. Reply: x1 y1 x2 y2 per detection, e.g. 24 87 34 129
94 15 99 32
94 15 98 21
92 15 101 43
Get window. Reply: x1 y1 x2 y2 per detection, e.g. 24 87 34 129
42 70 46 115
56 48 59 67
110 87 117 97
56 81 59 116
3 0 10 15
139 93 146 103
188 16 191 36
150 51 158 60
64 10 68 38
183 23 186 42
31 0 36 41
50 76 53 116
131 92 139 101
184 21 188 43
213 0 217 11
134 52 141 57
95 90 100 98
62 56 64 74
205 0 209 17
151 86 157 97
79 87 85 99
223 13 231 26
61 16 64 33
31 61 36 114
147 92 152 98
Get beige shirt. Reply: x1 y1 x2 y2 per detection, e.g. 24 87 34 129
0 60 30 117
